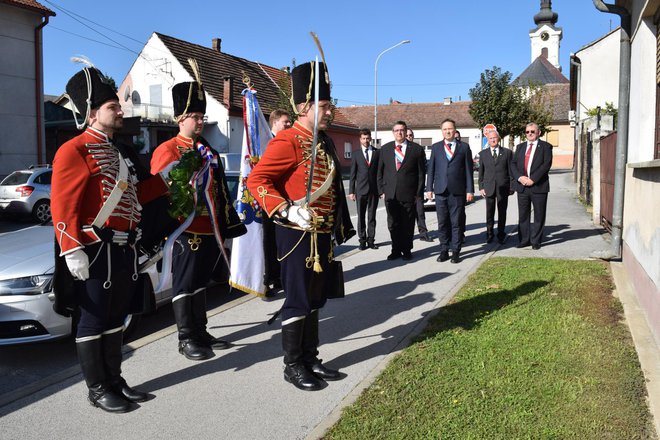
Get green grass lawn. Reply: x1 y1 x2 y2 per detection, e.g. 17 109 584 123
324 258 656 440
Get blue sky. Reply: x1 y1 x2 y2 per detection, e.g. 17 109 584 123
42 0 616 107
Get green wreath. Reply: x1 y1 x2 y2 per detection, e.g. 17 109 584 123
167 149 205 219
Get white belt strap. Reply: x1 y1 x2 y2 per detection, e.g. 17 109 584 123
92 152 130 228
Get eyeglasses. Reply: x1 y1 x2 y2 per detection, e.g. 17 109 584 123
188 115 208 123
525 130 537 134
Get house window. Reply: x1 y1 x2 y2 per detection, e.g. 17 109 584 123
344 142 352 159
414 137 433 147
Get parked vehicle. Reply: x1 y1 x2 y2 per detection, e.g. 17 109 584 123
0 166 52 222
0 171 242 346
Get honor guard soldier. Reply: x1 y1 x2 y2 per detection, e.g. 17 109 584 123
151 61 247 361
51 64 171 413
248 61 355 391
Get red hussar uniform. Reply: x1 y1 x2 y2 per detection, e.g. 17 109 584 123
52 127 167 254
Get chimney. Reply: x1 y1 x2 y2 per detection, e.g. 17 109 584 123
223 76 233 108
212 38 221 52
443 97 452 106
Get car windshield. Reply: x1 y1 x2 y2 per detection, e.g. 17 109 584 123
1 171 31 186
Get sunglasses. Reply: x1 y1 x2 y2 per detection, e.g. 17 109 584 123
525 130 537 134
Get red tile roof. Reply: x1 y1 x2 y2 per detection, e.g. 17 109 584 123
1 0 54 16
156 33 288 115
339 101 477 130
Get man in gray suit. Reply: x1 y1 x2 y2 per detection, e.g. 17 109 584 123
349 129 380 250
478 129 513 244
426 118 474 263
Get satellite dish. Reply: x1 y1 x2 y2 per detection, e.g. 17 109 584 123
123 86 131 102
131 90 141 105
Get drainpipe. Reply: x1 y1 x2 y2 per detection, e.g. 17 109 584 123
591 0 631 260
34 16 49 165
570 53 582 182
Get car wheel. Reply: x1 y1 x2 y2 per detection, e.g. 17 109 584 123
123 313 141 338
32 200 51 223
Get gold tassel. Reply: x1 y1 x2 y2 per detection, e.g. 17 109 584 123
311 231 323 273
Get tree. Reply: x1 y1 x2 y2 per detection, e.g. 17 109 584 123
469 66 552 146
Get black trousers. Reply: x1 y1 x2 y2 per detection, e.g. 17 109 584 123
172 233 219 295
262 216 281 286
75 243 137 338
485 187 509 239
414 197 428 234
356 192 379 243
516 190 548 246
385 198 416 254
275 226 332 322
435 191 466 253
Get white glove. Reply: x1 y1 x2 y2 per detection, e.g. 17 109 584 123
159 160 180 180
65 249 90 281
287 205 312 230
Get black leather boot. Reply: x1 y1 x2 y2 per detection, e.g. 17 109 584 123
77 338 131 413
191 290 231 350
302 311 341 381
282 319 325 391
172 295 214 361
102 329 150 402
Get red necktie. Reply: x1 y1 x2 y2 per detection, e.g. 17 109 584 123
524 142 533 176
395 145 404 170
364 149 370 166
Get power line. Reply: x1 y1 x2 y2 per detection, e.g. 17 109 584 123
48 25 126 51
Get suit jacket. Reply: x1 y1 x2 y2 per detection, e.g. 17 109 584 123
426 139 475 195
377 141 425 203
478 146 514 197
349 147 380 196
510 139 553 193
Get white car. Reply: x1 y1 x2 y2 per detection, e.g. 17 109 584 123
0 166 52 222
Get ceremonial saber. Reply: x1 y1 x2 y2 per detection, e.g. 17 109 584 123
304 56 320 207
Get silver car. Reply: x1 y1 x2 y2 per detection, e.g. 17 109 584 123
0 166 52 222
0 223 169 345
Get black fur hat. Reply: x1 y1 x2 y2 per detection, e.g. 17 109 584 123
65 67 117 117
291 61 331 105
172 82 206 117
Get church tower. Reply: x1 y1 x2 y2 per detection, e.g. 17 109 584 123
529 0 562 71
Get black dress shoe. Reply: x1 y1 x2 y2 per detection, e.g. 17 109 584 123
517 242 530 248
284 364 326 391
532 244 541 250
358 242 367 250
179 340 214 360
306 360 342 381
437 251 449 262
368 241 379 249
486 236 494 243
419 233 434 242
387 252 402 260
450 252 460 263
402 252 412 261
112 378 150 403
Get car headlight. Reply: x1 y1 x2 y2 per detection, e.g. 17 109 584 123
0 274 53 296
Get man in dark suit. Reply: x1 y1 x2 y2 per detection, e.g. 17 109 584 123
406 128 433 242
478 129 514 244
510 122 553 250
426 118 474 263
349 128 380 250
377 120 426 261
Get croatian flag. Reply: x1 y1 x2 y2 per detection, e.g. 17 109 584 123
229 88 272 296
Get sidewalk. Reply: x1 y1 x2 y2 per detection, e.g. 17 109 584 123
1 170 655 440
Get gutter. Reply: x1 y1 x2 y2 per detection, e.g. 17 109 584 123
34 16 49 165
591 0 631 260
570 53 582 178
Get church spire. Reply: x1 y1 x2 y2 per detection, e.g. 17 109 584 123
534 0 558 26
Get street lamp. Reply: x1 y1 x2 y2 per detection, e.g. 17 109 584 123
374 40 410 147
